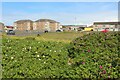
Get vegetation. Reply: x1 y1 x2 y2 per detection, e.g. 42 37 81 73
5 31 86 43
2 31 120 79
68 31 120 79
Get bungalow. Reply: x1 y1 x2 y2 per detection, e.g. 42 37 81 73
62 25 87 31
93 22 120 31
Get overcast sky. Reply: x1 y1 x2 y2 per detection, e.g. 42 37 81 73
2 2 118 26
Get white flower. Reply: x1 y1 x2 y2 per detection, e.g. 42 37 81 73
50 50 52 52
54 50 56 52
35 51 38 53
37 55 39 57
44 62 46 63
43 55 45 57
39 59 41 60
11 57 14 59
29 47 32 49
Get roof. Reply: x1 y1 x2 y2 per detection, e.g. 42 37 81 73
14 20 33 23
6 26 14 28
0 22 4 25
94 22 120 25
62 25 87 27
35 19 59 23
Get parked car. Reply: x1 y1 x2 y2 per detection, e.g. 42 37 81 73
7 30 15 35
44 30 48 33
56 30 62 32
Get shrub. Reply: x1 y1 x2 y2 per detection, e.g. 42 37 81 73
68 31 120 78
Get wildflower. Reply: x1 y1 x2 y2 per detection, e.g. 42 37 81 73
43 55 45 57
37 55 39 57
11 57 14 59
82 62 85 64
109 66 112 68
87 50 91 52
29 46 31 49
35 51 38 53
39 59 41 60
50 50 52 52
102 70 106 74
99 65 103 69
108 76 110 78
54 50 56 52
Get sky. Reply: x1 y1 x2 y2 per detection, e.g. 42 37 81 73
1 2 118 26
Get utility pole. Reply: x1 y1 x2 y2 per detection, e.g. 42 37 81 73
75 17 76 26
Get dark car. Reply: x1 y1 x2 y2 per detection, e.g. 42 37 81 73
44 30 48 33
7 30 15 35
56 30 61 32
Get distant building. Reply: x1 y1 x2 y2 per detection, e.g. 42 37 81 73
93 22 120 31
0 22 4 31
34 19 61 32
14 20 33 31
4 26 14 32
62 25 87 31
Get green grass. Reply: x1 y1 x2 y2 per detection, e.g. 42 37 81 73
4 31 89 43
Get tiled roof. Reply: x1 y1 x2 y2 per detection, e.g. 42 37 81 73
35 19 59 23
6 26 14 28
14 20 33 23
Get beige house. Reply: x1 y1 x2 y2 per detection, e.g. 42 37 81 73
14 20 33 31
0 22 4 31
34 19 61 32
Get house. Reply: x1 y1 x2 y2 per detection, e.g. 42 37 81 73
14 20 33 31
62 25 87 31
34 19 61 32
0 22 4 32
93 22 120 31
4 26 14 32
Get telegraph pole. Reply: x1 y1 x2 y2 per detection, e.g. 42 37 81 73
75 17 76 26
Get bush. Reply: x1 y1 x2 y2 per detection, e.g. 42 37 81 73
68 31 120 78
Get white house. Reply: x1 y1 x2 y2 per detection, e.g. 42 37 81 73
93 22 120 31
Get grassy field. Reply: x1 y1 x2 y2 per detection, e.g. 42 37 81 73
3 31 90 43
